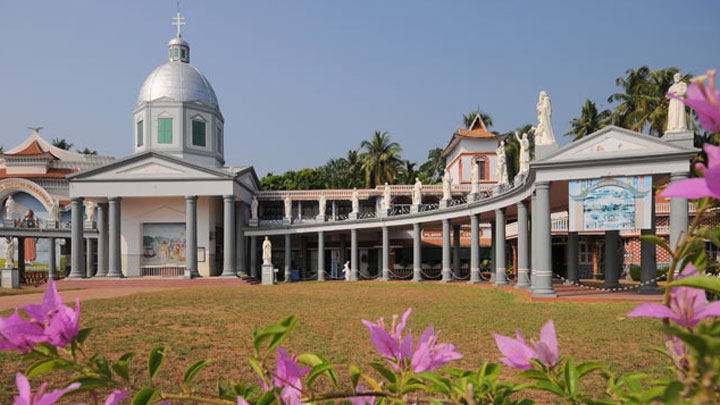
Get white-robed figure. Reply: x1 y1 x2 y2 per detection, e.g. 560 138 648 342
48 200 60 222
514 131 531 176
351 188 359 213
5 196 15 221
343 261 351 281
412 178 422 205
85 201 96 222
250 196 259 220
471 160 479 194
442 170 452 201
4 237 16 269
318 194 326 217
534 91 557 145
382 183 391 210
262 236 272 266
495 140 508 186
284 197 292 219
666 73 688 132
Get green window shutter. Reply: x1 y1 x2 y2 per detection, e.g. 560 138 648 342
192 120 206 147
136 121 144 147
158 118 173 144
217 127 223 151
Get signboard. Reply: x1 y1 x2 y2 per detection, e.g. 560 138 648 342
142 223 186 266
568 176 652 232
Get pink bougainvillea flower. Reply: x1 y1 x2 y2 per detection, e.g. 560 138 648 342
662 143 720 200
669 69 720 133
347 384 375 405
22 279 80 348
13 372 80 405
666 336 691 372
410 324 463 373
103 390 128 405
22 279 64 324
0 309 47 353
236 397 249 405
628 263 720 328
361 308 412 362
272 347 310 405
493 320 559 370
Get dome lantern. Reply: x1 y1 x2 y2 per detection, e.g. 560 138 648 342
169 12 189 63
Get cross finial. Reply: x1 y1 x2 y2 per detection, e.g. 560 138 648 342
171 8 186 38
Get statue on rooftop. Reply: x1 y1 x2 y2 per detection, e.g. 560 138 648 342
496 140 508 186
442 171 452 201
471 160 479 194
534 91 557 146
382 183 391 210
351 188 359 213
318 194 326 217
284 197 292 219
250 196 259 220
412 178 422 205
666 72 688 132
514 131 530 176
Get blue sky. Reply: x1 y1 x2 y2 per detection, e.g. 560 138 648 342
1 1 718 176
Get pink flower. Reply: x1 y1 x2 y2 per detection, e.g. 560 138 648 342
666 336 690 371
237 397 249 405
628 263 720 328
362 308 462 373
347 385 375 405
662 143 720 200
104 390 128 405
22 279 80 348
0 309 47 353
669 69 720 133
493 320 559 370
13 373 80 405
272 347 310 405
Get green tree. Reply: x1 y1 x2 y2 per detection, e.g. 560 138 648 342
565 99 611 141
320 149 365 189
463 108 493 129
77 148 98 155
52 138 73 150
359 131 403 187
419 147 446 184
397 160 420 184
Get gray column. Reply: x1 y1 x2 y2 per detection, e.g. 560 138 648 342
530 193 537 292
515 201 530 289
332 200 337 221
68 197 85 279
185 196 199 279
532 182 556 297
236 202 248 277
220 195 237 278
441 219 452 282
317 231 325 281
381 226 390 281
106 197 123 278
452 224 461 279
284 233 292 281
669 172 689 253
412 223 422 281
297 200 303 221
94 203 108 277
639 188 659 294
489 222 496 283
85 238 94 278
48 237 57 280
350 228 358 281
566 232 579 284
18 237 25 283
603 230 621 289
469 214 481 284
494 208 508 286
250 235 258 278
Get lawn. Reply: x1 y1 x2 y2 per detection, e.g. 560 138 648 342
0 282 668 402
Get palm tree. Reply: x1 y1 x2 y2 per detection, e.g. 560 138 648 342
52 138 73 151
463 108 493 129
565 99 611 141
359 131 403 187
0 145 3 153
398 160 420 184
419 147 446 184
77 148 98 155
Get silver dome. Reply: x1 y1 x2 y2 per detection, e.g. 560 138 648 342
137 61 219 110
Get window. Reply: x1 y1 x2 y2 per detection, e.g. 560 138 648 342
192 120 206 147
475 157 486 179
136 120 144 147
181 49 186 60
158 118 173 144
217 126 223 152
579 243 593 264
174 47 179 58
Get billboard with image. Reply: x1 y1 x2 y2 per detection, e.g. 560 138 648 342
568 176 652 232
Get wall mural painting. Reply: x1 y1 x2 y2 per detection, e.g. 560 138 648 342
1 192 51 266
569 176 652 232
142 223 186 266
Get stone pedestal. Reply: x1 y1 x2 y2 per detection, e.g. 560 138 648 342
46 220 58 229
3 219 15 227
348 212 359 220
439 199 449 209
661 130 694 149
248 219 259 227
315 215 326 222
261 264 275 285
282 218 292 225
83 221 96 230
534 143 559 160
379 209 391 218
410 204 420 214
1 268 20 289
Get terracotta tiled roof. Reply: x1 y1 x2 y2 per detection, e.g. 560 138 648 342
4 139 60 158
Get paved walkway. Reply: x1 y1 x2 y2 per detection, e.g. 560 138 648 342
0 278 661 312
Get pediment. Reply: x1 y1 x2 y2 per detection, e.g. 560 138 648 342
71 152 234 181
117 162 184 175
540 126 696 163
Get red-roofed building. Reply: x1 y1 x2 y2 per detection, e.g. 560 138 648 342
441 113 502 186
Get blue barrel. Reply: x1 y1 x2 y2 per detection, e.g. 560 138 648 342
291 269 300 282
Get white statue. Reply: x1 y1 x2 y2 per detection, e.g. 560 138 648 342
382 183 391 210
3 237 15 269
495 140 508 186
250 196 259 220
84 201 96 222
666 72 688 132
343 261 351 281
48 200 60 222
284 197 292 219
534 91 557 145
412 178 422 205
471 160 479 194
318 194 326 217
262 236 272 266
514 131 530 176
442 171 452 201
351 188 359 214
4 196 15 221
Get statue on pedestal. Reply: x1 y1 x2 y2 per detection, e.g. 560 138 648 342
382 183 391 210
442 171 452 201
20 210 37 264
496 140 508 186
3 237 15 269
5 196 15 221
250 196 259 220
412 178 422 205
666 73 688 132
534 91 557 146
48 200 60 222
471 160 479 194
85 201 96 222
318 194 326 217
351 188 359 213
343 261 351 281
284 197 292 219
262 236 272 266
514 131 530 176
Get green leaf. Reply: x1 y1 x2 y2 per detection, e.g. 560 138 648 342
640 235 671 255
663 381 683 403
306 362 337 388
349 365 362 389
132 388 158 405
515 369 550 381
93 357 112 379
253 315 298 355
112 351 137 383
564 357 578 398
576 362 606 378
667 275 720 294
148 346 167 382
75 327 93 345
532 380 565 397
369 362 397 384
183 359 212 385
256 390 276 405
26 358 80 377
68 377 111 391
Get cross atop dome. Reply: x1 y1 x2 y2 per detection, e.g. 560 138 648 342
172 11 186 38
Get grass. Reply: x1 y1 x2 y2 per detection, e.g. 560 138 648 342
0 282 668 402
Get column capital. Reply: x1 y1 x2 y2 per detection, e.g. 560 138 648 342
535 181 550 190
495 207 505 215
108 196 122 203
223 194 236 201
670 172 690 181
185 195 198 202
516 199 528 209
